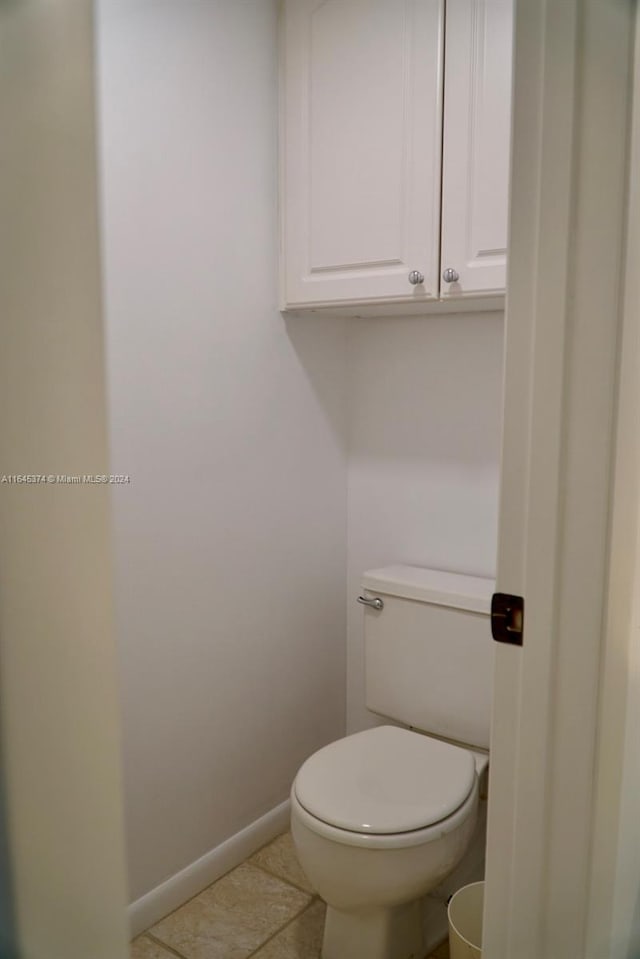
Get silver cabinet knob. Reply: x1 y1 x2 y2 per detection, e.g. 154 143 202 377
442 268 459 283
408 270 425 285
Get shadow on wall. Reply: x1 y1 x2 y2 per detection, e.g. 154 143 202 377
345 310 504 733
284 307 505 578
283 312 348 456
622 887 640 959
348 311 504 470
0 711 17 959
284 307 504 477
347 309 505 576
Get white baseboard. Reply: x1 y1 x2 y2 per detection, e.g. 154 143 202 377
128 799 291 937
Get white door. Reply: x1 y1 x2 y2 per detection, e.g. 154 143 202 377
482 0 633 956
281 0 443 310
440 0 513 299
0 3 129 957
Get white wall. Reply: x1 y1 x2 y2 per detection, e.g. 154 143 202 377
346 312 504 732
609 23 640 946
587 12 640 955
0 3 129 957
96 0 347 902
97 0 505 904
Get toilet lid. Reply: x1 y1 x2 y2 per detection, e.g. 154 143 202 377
294 726 475 834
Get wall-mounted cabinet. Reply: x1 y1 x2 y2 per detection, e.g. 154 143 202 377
279 0 513 316
441 0 513 300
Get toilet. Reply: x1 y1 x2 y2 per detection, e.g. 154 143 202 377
290 565 494 959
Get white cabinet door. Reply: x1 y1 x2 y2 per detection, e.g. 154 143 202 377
440 0 513 299
281 0 444 311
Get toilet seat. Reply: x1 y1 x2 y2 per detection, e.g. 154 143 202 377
294 726 476 839
291 776 479 851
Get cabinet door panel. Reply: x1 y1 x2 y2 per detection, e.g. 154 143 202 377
441 0 513 298
281 0 443 310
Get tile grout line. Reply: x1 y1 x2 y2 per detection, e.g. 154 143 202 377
144 931 190 959
251 830 288 859
139 857 290 943
136 833 319 959
244 896 323 959
248 858 316 896
140 831 291 935
147 895 320 959
139 859 248 937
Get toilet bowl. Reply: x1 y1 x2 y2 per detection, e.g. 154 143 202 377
290 565 495 959
291 725 484 959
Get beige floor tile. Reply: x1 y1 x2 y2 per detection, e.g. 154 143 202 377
131 935 178 959
252 900 326 959
150 861 311 959
250 832 314 894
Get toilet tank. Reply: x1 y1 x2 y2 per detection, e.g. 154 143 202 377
362 565 495 750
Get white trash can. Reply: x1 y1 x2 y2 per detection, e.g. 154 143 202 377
447 880 484 958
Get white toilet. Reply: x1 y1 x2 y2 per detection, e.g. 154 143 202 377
291 565 494 959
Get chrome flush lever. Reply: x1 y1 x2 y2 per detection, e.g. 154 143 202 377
357 595 384 611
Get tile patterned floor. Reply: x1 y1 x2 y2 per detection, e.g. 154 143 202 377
131 831 449 959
